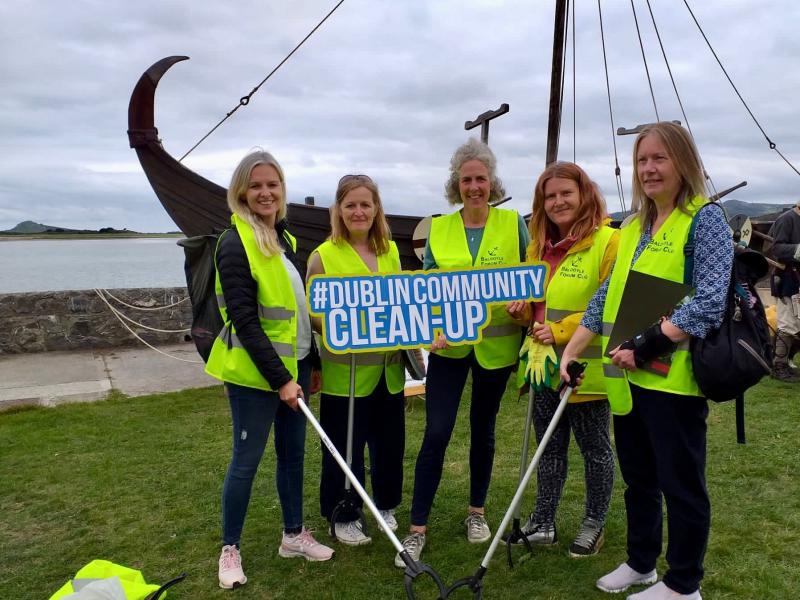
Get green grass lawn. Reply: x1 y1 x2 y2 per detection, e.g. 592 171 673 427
1 378 798 599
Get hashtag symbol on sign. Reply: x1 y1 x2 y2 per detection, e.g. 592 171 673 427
312 281 328 311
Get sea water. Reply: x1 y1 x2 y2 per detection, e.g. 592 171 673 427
0 238 187 293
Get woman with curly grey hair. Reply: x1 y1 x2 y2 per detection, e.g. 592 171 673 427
395 138 530 567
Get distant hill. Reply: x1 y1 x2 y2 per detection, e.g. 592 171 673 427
609 199 793 221
1 221 139 235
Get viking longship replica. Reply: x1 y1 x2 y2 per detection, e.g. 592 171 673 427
127 1 795 264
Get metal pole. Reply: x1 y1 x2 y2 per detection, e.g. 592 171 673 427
545 0 568 165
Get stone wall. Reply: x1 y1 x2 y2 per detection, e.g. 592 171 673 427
0 288 193 354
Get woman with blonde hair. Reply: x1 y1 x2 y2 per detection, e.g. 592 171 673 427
506 161 618 557
561 122 732 599
307 174 406 546
207 150 333 590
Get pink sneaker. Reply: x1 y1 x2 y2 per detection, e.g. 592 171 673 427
218 544 247 589
278 528 334 562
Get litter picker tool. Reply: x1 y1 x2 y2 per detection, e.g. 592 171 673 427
330 355 369 541
297 396 447 599
503 381 536 567
443 360 587 599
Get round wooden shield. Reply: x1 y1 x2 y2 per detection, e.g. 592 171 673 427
728 213 752 247
412 215 440 263
402 348 427 380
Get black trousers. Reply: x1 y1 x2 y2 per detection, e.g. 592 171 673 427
319 375 405 522
613 383 710 595
410 351 513 526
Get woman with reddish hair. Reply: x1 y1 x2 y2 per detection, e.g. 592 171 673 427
507 161 619 557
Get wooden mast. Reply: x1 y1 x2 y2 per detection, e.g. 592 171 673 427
545 0 569 165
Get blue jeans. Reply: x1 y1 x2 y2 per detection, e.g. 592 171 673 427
221 357 311 546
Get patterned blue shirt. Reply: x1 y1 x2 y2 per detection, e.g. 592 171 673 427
581 204 732 338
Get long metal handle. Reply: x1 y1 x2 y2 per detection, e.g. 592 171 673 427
298 397 403 552
344 354 356 491
512 386 536 521
478 383 574 569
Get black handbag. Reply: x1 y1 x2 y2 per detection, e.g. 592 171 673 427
685 206 772 402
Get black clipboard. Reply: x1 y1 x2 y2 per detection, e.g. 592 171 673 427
605 270 693 361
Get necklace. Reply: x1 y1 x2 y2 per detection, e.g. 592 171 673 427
466 227 481 244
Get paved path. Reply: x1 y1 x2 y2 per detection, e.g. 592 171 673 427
0 343 217 411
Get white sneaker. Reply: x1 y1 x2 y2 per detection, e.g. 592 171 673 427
464 512 491 543
394 532 426 568
218 544 247 589
379 509 398 532
331 520 372 546
597 562 657 593
626 582 701 600
278 528 335 561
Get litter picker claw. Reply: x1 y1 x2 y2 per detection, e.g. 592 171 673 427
443 360 587 599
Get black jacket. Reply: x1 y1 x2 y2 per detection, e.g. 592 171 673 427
768 208 800 297
216 220 318 390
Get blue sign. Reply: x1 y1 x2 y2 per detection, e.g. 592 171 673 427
307 264 547 353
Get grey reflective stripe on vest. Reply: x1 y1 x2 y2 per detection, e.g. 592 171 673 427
546 308 577 322
320 346 385 366
483 324 522 338
259 306 295 320
554 344 603 359
215 295 294 321
602 322 614 337
218 324 294 357
603 363 625 378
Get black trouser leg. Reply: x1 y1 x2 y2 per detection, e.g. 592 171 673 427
615 384 709 594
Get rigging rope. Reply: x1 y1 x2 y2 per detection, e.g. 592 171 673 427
682 0 800 177
596 0 627 213
630 0 659 121
94 289 203 364
180 0 346 162
98 288 189 311
95 289 190 334
644 0 718 199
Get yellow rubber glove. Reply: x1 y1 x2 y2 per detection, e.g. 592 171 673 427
519 324 559 390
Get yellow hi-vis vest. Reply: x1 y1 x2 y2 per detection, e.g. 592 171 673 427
601 196 707 414
428 206 523 369
544 225 617 396
314 239 406 396
206 214 299 390
49 560 161 600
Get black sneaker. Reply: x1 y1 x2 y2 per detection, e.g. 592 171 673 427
772 364 800 382
569 517 604 557
503 515 557 546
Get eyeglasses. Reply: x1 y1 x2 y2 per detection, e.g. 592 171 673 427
337 174 374 186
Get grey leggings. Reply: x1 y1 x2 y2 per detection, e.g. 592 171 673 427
530 388 614 525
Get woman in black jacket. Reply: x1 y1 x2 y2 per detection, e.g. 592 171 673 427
206 150 334 590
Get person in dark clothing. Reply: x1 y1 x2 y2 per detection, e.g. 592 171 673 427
767 200 800 382
206 150 333 590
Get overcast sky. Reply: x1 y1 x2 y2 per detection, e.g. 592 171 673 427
1 0 798 232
